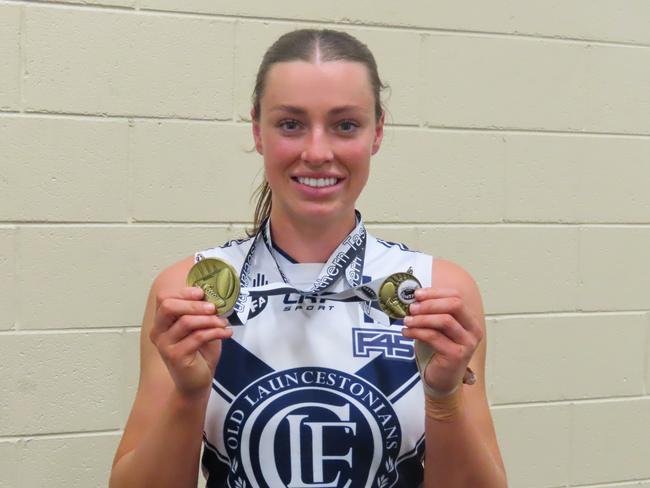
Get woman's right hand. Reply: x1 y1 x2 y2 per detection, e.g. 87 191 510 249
149 286 233 398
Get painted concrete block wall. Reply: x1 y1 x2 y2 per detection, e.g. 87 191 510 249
1 1 649 487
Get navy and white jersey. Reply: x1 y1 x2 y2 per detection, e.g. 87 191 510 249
196 227 432 488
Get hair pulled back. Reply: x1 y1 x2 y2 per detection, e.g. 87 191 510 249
249 29 386 236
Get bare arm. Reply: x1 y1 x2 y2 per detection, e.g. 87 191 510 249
403 259 507 487
109 256 232 488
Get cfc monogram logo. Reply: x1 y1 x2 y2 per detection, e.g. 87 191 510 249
224 368 401 488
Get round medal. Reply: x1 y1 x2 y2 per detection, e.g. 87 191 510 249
186 258 240 316
378 272 422 319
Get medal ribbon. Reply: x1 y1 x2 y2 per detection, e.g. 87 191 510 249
228 211 396 325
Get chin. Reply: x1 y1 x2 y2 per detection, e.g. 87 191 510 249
291 202 354 224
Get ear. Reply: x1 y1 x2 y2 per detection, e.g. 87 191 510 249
371 111 385 155
251 108 263 155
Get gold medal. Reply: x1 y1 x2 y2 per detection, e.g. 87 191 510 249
378 272 421 319
186 258 240 315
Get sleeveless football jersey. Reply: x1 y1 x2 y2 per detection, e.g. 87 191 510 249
197 219 432 488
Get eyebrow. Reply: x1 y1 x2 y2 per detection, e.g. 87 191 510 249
268 104 365 116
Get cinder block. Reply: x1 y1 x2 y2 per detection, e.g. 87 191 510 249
359 128 505 223
0 332 123 435
131 120 258 222
140 0 336 21
490 313 647 405
505 134 650 223
16 225 246 329
579 227 650 311
233 21 301 122
421 34 650 134
492 404 570 488
0 116 129 222
24 6 234 119
0 227 16 330
19 433 121 488
0 440 20 488
571 398 650 485
0 3 20 111
372 225 580 315
139 1 650 45
502 1 650 45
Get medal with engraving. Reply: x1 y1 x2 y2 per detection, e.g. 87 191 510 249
186 258 240 316
378 272 422 319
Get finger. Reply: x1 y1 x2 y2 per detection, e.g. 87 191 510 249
159 314 228 347
168 327 232 361
403 313 472 345
403 327 467 361
408 296 463 316
413 289 481 338
414 288 460 301
155 298 216 331
154 287 205 313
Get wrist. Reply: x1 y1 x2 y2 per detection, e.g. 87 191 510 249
424 387 464 422
169 385 211 412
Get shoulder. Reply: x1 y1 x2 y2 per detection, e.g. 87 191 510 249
431 258 478 292
150 255 196 298
431 258 485 319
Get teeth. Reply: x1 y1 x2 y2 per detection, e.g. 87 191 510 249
296 177 338 188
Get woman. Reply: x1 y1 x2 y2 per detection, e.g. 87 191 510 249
110 29 507 487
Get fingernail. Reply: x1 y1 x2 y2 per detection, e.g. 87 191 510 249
404 316 412 325
409 303 420 313
414 289 424 299
204 302 215 313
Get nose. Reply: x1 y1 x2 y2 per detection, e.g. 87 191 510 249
301 128 334 165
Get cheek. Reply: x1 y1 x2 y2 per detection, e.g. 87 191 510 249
263 134 302 162
340 141 372 171
262 136 301 189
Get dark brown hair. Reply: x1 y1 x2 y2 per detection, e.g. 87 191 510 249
248 29 386 236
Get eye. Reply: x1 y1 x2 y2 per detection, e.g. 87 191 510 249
278 119 302 132
337 120 359 134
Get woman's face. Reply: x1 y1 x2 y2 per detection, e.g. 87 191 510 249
253 60 384 227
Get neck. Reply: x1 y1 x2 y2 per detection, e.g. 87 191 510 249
268 210 356 263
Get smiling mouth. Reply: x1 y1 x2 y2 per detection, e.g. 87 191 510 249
293 176 340 188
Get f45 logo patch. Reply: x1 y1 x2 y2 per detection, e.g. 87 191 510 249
352 328 414 361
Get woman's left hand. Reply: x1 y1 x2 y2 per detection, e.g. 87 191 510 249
402 287 484 397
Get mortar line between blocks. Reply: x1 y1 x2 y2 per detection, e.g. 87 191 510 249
6 0 135 12
2 112 650 138
0 429 123 442
492 394 650 409
0 326 141 335
570 477 650 487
